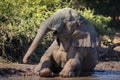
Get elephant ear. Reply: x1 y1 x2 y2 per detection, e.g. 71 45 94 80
72 30 88 39
71 30 92 47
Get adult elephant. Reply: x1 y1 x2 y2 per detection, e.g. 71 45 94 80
23 8 98 77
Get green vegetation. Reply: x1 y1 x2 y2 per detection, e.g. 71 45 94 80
0 0 113 62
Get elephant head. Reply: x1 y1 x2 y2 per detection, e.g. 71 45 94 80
23 8 98 63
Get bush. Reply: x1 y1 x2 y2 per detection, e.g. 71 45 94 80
0 0 59 62
0 0 113 62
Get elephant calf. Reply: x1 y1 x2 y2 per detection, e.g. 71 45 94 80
23 8 98 77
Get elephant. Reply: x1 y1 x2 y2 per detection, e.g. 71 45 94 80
23 8 98 77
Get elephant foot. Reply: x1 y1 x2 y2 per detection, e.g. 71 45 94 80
39 68 54 77
59 70 75 77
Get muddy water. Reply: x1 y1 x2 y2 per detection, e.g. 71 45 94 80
0 62 120 80
92 70 120 80
0 70 120 80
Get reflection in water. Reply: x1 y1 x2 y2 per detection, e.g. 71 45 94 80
92 69 120 80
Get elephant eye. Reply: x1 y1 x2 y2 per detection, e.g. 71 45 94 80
53 31 58 36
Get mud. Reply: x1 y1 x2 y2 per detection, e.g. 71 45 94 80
0 61 120 80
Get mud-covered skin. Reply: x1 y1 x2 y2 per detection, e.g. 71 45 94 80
23 8 98 77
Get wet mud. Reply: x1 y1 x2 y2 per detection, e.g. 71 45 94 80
0 61 120 80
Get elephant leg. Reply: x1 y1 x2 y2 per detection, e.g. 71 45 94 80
34 40 59 77
34 55 55 77
59 59 81 77
82 52 97 72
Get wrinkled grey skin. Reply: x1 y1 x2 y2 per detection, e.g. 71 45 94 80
23 8 98 77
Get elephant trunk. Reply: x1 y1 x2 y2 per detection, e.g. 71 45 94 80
23 26 49 63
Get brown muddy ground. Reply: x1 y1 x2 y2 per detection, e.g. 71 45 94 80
0 61 120 80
